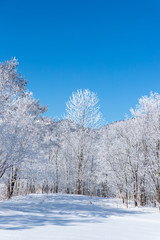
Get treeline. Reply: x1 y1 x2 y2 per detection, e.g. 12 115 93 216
0 59 160 210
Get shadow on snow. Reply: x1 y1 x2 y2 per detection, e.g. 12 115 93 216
0 194 148 230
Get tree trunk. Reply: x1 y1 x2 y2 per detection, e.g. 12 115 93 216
7 167 18 199
77 151 83 194
134 171 138 207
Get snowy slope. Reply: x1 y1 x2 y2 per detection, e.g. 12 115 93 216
0 194 159 240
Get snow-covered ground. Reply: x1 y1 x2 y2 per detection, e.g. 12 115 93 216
0 194 159 240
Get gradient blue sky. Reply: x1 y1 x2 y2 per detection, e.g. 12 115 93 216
0 0 160 123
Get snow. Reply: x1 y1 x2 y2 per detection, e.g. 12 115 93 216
0 194 159 240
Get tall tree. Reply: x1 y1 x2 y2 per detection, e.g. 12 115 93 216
64 89 103 194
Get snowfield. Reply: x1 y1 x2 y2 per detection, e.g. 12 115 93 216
0 194 159 240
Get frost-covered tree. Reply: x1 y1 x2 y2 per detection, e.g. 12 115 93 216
130 92 160 209
0 58 27 179
0 59 48 199
64 89 103 194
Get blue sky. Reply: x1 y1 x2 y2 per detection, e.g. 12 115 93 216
0 0 160 123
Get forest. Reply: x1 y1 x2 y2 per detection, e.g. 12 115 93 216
0 58 160 210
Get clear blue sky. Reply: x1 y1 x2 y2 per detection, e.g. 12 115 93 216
0 0 160 123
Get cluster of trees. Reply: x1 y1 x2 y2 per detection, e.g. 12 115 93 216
0 59 160 210
0 58 49 199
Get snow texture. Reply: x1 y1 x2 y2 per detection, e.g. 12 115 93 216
0 194 159 240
